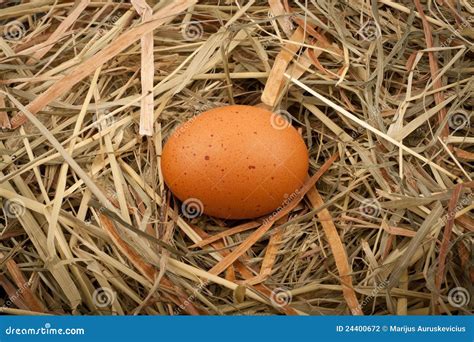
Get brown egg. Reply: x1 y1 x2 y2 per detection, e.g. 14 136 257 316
161 105 308 219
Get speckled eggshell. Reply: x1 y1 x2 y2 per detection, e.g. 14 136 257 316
161 105 309 219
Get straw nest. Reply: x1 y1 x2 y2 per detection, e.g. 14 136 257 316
0 0 472 316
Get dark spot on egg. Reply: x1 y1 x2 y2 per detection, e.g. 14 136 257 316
205 155 210 160
248 165 256 169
